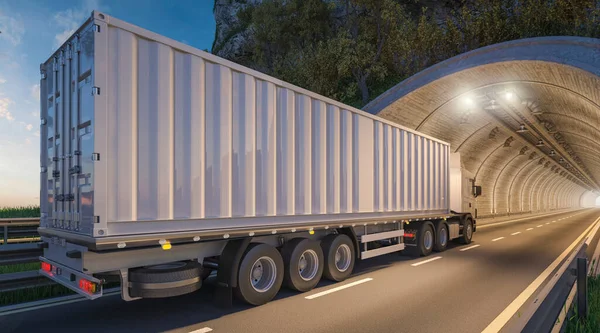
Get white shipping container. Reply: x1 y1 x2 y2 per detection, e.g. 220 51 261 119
40 11 450 242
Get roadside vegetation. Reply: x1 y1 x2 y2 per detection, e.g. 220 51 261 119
564 275 600 332
0 206 40 218
217 0 600 108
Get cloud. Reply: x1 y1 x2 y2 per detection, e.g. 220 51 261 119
30 84 40 102
0 97 15 121
0 11 25 46
53 0 102 48
0 78 6 84
25 138 31 145
26 124 33 131
34 130 40 137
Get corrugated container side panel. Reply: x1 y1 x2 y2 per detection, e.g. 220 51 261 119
385 125 393 211
356 116 374 212
326 105 341 214
295 95 311 214
373 122 380 211
81 16 452 233
189 56 206 219
340 110 352 213
311 100 326 214
256 80 276 216
276 87 294 215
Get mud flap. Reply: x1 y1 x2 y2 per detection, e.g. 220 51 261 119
215 238 252 308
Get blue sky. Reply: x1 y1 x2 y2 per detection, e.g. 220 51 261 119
0 0 216 207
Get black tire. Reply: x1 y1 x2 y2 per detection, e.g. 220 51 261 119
234 243 284 306
433 222 449 252
129 261 202 298
321 234 355 282
460 218 474 244
417 223 434 256
281 238 324 292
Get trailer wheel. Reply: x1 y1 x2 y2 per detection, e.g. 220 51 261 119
417 223 434 256
433 222 448 252
234 243 284 306
281 238 324 292
321 234 355 282
129 261 202 298
460 218 474 244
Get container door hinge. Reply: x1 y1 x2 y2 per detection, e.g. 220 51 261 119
69 165 81 175
93 24 101 33
94 216 100 224
92 153 100 161
52 170 60 178
92 87 101 95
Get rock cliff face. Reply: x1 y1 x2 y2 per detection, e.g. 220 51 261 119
212 0 469 58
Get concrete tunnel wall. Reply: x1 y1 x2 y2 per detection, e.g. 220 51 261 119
364 37 600 219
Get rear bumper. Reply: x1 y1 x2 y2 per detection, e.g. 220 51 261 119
39 257 104 300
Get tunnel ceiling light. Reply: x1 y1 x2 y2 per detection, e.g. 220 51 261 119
559 158 565 163
536 140 544 147
516 124 528 133
505 91 514 100
549 150 556 156
531 108 544 115
464 97 474 106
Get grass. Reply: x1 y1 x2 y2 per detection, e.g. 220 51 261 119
564 275 600 332
0 262 40 274
0 205 40 218
0 285 75 306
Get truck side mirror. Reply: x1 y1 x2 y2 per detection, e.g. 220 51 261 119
473 185 482 197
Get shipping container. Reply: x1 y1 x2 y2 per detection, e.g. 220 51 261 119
39 11 475 305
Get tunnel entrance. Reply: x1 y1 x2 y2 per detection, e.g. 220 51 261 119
365 37 600 219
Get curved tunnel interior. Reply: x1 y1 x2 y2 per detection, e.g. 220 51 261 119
365 37 600 219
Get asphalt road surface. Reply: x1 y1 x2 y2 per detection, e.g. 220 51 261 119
2 208 600 333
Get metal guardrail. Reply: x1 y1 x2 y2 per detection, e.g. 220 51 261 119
0 217 44 294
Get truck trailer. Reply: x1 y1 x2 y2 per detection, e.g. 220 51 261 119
38 11 476 306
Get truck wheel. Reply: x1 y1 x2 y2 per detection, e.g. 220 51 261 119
234 243 284 306
129 261 202 298
460 218 474 244
281 238 324 292
417 223 434 256
321 234 355 282
433 222 448 252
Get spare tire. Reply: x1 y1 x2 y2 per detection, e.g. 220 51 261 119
129 261 203 298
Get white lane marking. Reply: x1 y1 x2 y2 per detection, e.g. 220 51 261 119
552 220 557 223
460 244 481 252
546 222 550 225
511 232 521 235
410 256 443 267
189 328 213 333
305 278 373 299
526 228 534 231
481 215 600 333
537 225 543 228
492 237 505 242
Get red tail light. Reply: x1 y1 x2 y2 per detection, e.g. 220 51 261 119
404 232 415 238
41 262 52 272
79 279 97 293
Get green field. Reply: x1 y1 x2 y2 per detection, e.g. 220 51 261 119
0 206 40 218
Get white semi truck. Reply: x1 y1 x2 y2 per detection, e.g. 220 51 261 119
38 11 476 306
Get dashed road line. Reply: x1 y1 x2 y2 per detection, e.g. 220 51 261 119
460 244 481 252
537 225 543 228
546 222 550 225
492 237 505 242
511 232 521 235
526 228 534 231
305 278 373 299
411 256 443 267
189 328 213 333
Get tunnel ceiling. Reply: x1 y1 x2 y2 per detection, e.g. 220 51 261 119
364 37 600 218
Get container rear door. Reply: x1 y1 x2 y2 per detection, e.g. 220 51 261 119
40 22 96 236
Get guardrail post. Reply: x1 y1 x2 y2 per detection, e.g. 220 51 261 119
577 257 588 319
3 225 7 246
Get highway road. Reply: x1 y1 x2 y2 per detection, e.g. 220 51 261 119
2 208 600 333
